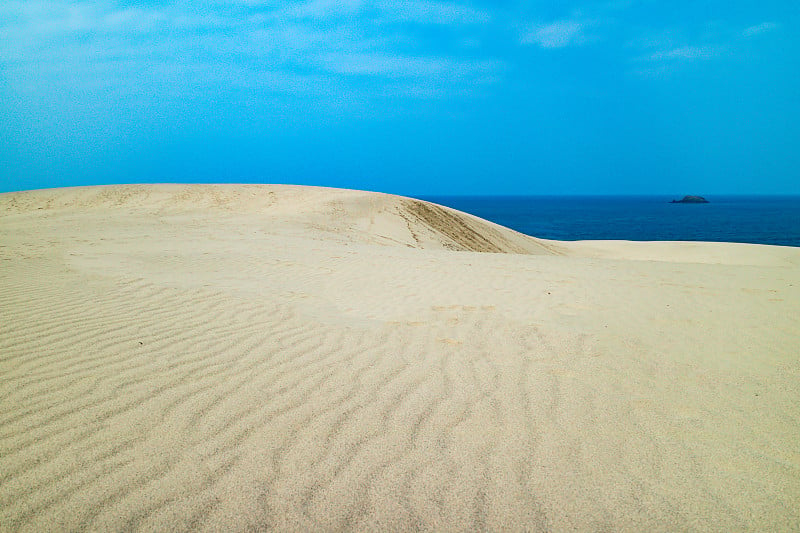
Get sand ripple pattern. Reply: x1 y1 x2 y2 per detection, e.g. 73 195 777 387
2 185 799 532
0 263 554 531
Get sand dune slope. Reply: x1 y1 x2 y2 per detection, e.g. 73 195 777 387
1 184 799 531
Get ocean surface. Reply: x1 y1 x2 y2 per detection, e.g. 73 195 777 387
420 196 800 247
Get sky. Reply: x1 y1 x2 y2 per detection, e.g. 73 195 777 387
1 0 798 195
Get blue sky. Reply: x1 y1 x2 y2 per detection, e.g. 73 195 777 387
1 0 797 195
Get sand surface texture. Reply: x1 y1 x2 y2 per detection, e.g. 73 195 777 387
2 184 799 531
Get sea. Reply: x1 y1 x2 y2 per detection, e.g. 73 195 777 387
419 196 800 248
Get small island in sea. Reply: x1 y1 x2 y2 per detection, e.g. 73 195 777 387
671 195 709 203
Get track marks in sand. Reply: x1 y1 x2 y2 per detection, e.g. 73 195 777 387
399 199 558 255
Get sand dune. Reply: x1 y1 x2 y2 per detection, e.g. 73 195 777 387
1 184 799 531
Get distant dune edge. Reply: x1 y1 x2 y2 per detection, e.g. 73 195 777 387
1 184 558 255
2 184 799 531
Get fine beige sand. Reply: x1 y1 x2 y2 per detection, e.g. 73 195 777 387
1 184 799 531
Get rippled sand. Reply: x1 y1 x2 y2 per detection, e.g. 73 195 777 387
2 184 799 531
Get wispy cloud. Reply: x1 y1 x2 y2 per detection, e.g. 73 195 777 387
632 18 781 73
0 0 499 101
320 52 494 77
742 22 778 37
273 0 488 25
646 45 720 61
522 19 587 48
631 42 722 78
518 0 637 50
273 0 365 20
379 1 490 25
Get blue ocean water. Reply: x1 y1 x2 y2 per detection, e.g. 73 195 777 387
420 196 800 247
